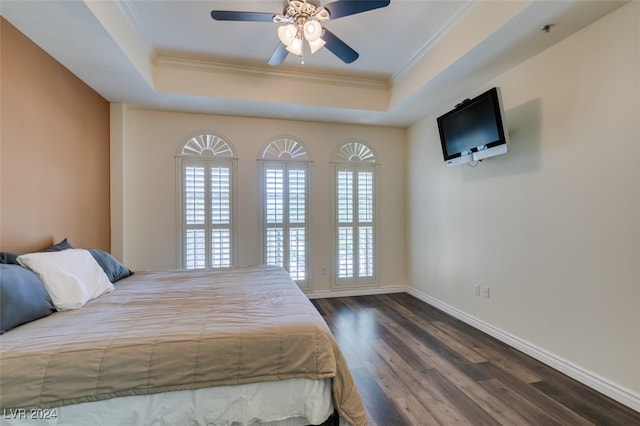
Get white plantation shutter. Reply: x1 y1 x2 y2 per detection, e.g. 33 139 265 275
357 171 374 278
260 137 310 288
185 229 206 269
210 167 231 267
185 166 206 225
337 226 353 278
337 170 354 278
288 168 306 281
184 165 206 269
265 167 285 267
177 134 236 269
333 141 377 287
211 167 230 224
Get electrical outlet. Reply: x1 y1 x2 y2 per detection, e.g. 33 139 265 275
322 265 328 275
482 287 490 299
474 285 481 296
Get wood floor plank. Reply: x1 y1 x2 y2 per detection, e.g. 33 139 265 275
378 295 489 364
392 393 442 426
311 295 640 425
478 361 596 425
372 341 473 425
364 340 441 425
372 320 538 426
423 368 503 426
350 366 408 425
478 378 575 426
430 318 544 385
531 378 640 425
313 298 369 368
369 298 493 382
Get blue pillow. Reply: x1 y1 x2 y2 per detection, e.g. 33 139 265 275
0 264 55 334
88 249 133 283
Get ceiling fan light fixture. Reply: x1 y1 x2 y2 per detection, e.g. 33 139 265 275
286 36 303 56
313 7 330 21
307 37 326 54
287 0 305 16
277 24 297 46
303 20 323 41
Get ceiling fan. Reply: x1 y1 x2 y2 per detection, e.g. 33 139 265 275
210 0 391 66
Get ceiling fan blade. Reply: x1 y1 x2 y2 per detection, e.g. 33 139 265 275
322 29 359 64
268 42 289 66
210 10 276 22
322 0 390 20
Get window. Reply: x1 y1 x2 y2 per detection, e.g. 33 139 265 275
259 137 310 288
177 133 237 269
332 141 377 286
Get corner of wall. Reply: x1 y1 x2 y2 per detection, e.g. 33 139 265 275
110 103 127 261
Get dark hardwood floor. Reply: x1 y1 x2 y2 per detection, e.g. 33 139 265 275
311 293 640 426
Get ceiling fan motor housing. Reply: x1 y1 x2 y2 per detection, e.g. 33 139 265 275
279 1 331 23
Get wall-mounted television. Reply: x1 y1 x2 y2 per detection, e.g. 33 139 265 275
437 87 509 167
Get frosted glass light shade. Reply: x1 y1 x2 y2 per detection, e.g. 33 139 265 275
307 38 326 54
286 37 303 56
277 24 297 46
303 20 323 41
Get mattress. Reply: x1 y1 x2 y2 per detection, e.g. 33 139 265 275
0 378 334 426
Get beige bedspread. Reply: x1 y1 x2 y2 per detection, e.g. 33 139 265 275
0 265 366 426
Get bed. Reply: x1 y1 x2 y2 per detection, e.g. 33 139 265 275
0 258 366 426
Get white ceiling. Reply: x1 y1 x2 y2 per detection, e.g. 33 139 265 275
1 0 627 127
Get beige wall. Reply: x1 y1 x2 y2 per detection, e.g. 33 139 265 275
407 2 639 401
0 18 110 252
112 109 407 294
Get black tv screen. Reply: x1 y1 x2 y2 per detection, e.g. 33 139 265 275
437 87 509 167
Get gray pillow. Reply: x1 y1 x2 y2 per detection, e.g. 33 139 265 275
0 264 55 334
0 252 21 264
88 249 134 283
43 238 74 252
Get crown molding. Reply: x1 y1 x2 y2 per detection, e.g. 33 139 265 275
392 0 481 83
113 0 155 57
154 55 391 91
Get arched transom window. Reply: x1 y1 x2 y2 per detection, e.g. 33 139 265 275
176 133 237 269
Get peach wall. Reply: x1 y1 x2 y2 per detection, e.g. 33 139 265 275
0 18 110 252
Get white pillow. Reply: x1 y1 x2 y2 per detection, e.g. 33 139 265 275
17 249 114 311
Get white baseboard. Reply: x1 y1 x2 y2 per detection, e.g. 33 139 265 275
306 285 405 299
405 286 640 413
